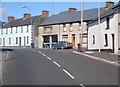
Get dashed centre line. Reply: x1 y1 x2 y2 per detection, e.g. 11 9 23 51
80 84 85 87
46 57 52 60
32 50 36 52
6 51 9 58
62 69 75 79
53 61 61 67
34 50 76 80
38 51 41 54
42 54 46 57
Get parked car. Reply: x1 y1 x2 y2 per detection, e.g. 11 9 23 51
52 41 73 49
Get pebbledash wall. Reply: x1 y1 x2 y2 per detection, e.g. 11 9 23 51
38 22 87 49
37 7 107 49
0 25 32 47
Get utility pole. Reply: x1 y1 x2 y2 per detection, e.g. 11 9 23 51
80 0 84 52
98 0 101 52
22 6 34 48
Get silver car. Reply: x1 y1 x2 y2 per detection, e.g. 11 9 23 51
52 41 73 49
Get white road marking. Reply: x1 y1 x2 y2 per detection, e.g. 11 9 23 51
42 54 46 57
32 50 36 52
62 69 75 79
46 57 52 60
80 84 85 87
38 51 41 54
6 51 9 58
73 51 119 66
53 61 60 67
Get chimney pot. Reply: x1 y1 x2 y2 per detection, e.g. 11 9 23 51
23 13 31 18
68 8 77 12
106 1 114 9
8 16 15 22
42 10 49 17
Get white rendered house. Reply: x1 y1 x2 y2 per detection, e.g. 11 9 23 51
88 1 120 54
0 13 41 47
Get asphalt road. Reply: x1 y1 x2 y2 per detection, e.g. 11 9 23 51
2 48 119 86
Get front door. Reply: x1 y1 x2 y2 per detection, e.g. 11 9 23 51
24 37 26 46
19 37 21 46
72 34 75 46
111 34 115 53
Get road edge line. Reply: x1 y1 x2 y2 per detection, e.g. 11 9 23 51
73 51 119 66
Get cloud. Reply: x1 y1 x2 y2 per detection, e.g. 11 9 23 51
0 8 6 15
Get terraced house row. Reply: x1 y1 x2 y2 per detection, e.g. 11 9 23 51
0 1 120 54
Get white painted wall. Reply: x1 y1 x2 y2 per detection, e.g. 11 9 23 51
0 25 32 47
88 14 119 54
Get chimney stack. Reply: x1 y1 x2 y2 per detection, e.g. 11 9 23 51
68 8 77 12
42 10 49 17
23 13 31 18
106 0 114 9
8 16 15 22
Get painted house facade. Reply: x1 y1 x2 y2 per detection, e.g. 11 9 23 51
88 1 120 54
37 8 106 49
0 10 48 47
0 14 40 47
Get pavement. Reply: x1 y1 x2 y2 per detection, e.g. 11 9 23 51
73 49 120 66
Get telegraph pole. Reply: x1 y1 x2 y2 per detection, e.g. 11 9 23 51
80 0 84 52
98 0 101 52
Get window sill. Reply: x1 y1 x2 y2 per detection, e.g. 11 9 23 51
106 28 109 30
104 45 108 47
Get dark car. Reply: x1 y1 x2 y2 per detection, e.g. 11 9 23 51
52 41 73 49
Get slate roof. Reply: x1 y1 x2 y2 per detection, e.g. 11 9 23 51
88 2 120 24
40 7 106 26
3 15 42 28
0 21 6 28
113 1 120 8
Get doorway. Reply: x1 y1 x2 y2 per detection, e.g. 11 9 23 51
72 34 75 46
19 37 21 46
111 34 115 53
24 37 26 46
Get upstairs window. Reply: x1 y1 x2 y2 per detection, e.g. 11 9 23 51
21 26 23 33
63 24 66 32
106 17 110 29
104 34 108 46
6 28 8 34
16 27 18 33
44 27 52 33
93 35 95 44
27 25 29 32
11 27 13 34
70 23 73 31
